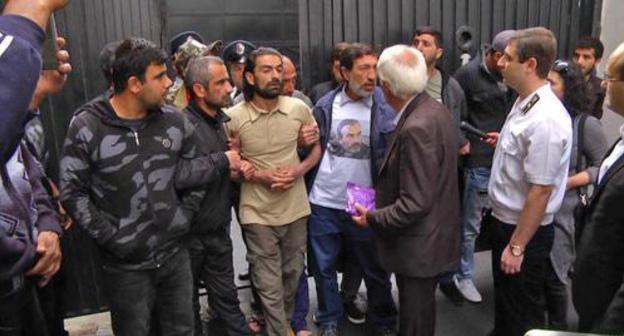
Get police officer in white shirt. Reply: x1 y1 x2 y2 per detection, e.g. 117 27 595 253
484 27 572 336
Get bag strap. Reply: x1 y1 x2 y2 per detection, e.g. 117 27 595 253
576 113 589 201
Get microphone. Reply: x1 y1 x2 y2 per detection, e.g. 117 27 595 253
460 121 489 139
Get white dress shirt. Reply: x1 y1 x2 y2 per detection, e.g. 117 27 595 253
488 83 572 226
598 125 624 184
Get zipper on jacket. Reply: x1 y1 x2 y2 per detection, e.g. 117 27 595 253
133 131 140 146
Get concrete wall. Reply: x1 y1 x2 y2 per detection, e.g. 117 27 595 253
598 0 624 144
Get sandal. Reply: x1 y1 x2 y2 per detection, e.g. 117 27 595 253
247 315 265 334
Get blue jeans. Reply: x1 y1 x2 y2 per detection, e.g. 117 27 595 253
309 204 397 328
458 167 491 280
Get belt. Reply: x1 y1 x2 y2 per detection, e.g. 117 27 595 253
0 275 24 297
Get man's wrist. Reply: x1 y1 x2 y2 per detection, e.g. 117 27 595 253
508 244 524 257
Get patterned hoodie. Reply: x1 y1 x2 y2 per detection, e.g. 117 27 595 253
60 97 230 270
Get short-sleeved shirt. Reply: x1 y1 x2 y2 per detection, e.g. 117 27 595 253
225 96 316 226
488 83 572 226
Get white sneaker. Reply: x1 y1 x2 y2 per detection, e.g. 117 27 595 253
455 278 482 303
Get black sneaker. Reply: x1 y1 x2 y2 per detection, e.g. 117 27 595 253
438 280 465 306
344 301 366 324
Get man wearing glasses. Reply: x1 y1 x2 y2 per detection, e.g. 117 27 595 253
573 42 624 334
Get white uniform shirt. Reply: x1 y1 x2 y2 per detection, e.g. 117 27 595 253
598 125 624 184
488 83 572 226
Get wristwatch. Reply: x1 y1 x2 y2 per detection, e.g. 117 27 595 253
509 244 524 257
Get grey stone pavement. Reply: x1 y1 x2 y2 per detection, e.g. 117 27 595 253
65 212 579 335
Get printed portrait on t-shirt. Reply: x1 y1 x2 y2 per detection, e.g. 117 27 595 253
327 118 371 160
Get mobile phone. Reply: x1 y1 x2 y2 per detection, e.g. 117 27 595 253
42 15 59 70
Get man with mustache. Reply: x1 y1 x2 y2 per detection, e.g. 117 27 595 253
182 55 254 336
306 43 397 336
225 47 321 336
60 38 241 336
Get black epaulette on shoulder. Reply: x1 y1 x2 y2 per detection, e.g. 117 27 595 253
521 94 540 114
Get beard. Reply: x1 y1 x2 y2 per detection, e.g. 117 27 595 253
205 93 232 109
348 80 373 98
255 80 283 99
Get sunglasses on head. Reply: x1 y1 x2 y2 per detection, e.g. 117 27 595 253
552 60 570 74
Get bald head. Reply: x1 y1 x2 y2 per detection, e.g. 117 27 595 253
608 43 624 81
377 45 428 100
282 55 297 96
605 42 624 114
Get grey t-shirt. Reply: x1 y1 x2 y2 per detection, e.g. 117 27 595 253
425 69 443 102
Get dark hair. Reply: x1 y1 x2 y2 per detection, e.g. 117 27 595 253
331 42 351 63
413 26 444 48
336 119 359 139
242 47 282 101
510 27 557 79
339 43 376 71
552 60 590 118
99 41 121 85
111 38 167 94
574 36 604 59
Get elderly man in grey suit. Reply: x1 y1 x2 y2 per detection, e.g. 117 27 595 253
353 44 461 336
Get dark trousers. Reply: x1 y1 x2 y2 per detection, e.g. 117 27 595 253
291 270 309 333
339 252 364 303
544 260 568 330
309 204 396 328
37 266 68 336
102 248 194 336
491 218 554 336
188 228 248 336
0 281 48 336
395 274 437 336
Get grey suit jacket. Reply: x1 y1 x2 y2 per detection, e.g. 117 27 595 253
368 92 461 278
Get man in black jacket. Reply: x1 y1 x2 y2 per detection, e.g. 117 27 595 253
60 38 240 336
572 36 606 119
443 30 515 304
573 42 624 334
182 55 254 336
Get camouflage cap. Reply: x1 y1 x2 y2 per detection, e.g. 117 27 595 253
173 38 212 73
169 30 204 55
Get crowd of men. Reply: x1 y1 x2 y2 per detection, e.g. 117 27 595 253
2 1 624 336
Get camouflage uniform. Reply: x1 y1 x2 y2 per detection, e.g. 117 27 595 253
60 97 230 336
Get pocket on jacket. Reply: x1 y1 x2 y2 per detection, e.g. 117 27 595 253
0 213 18 236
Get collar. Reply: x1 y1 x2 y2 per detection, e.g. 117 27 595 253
516 83 549 115
187 100 230 126
247 96 289 122
336 85 373 108
393 95 418 126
